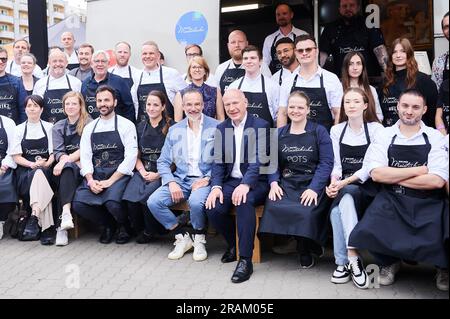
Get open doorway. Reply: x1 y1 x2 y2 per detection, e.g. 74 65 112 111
219 0 314 63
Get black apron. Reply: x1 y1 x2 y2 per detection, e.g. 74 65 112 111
269 33 296 75
219 62 245 95
380 89 400 127
21 76 39 97
74 115 130 205
330 122 379 216
66 50 80 71
136 68 175 122
16 121 52 197
122 120 167 204
259 123 330 245
111 66 134 90
238 76 274 127
0 116 17 203
42 75 72 124
440 79 449 130
349 133 448 268
0 75 19 124
291 74 334 131
443 53 449 82
84 80 100 119
54 120 82 186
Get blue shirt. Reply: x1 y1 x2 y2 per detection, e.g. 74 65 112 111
81 72 135 123
0 73 27 124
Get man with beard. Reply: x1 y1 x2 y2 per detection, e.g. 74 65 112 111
72 85 137 244
109 41 141 90
349 89 449 291
319 0 387 78
82 50 135 123
69 43 94 82
271 37 300 87
432 12 449 90
263 3 307 75
215 30 271 95
147 89 218 261
32 49 82 124
6 39 44 78
61 32 80 71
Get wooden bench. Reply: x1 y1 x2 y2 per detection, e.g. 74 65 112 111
171 201 264 263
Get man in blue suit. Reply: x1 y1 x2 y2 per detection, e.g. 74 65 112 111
148 88 218 261
205 89 271 283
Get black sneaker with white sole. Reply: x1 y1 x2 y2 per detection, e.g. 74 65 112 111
331 264 351 284
349 257 369 289
299 253 315 269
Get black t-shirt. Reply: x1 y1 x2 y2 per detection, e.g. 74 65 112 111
319 16 385 77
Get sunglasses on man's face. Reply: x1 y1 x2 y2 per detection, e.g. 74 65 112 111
0 57 8 63
295 47 316 54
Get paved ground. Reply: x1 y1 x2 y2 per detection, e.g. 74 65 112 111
0 232 448 299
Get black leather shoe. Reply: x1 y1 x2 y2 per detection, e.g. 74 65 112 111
99 226 115 244
40 227 55 246
221 246 237 263
115 224 131 244
136 231 153 244
231 259 253 283
21 215 40 241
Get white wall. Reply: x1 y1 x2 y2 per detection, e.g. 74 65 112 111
434 0 449 59
86 0 220 73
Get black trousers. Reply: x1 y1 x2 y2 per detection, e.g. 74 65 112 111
126 201 166 235
58 168 79 207
0 203 16 221
72 200 128 227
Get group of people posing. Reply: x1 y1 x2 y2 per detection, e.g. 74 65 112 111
0 1 448 290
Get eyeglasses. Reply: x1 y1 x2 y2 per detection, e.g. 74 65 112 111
0 57 8 63
295 47 316 54
186 53 201 58
191 65 204 70
93 59 108 64
276 48 293 56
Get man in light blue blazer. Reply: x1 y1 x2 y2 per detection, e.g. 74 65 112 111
148 88 218 261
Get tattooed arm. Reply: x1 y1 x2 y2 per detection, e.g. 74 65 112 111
373 44 388 72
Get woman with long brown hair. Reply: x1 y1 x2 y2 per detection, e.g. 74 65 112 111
51 91 91 245
326 88 383 289
122 90 173 243
341 52 383 122
380 38 437 127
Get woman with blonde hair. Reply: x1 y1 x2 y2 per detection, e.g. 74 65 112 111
380 37 437 127
173 56 224 122
51 91 91 245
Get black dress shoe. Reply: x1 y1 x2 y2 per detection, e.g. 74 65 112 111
21 215 40 241
231 259 253 283
115 224 131 244
136 231 153 244
99 226 115 244
40 227 55 246
221 246 237 263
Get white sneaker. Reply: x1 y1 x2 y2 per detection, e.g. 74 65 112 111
436 269 449 291
192 234 207 261
379 262 401 286
168 233 193 260
348 257 369 289
55 228 68 246
331 264 351 284
60 211 74 230
0 221 4 239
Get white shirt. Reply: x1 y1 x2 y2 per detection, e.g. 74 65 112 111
231 112 248 179
228 74 280 120
32 74 82 97
272 64 300 87
370 85 384 122
0 115 17 168
109 64 141 87
330 121 384 182
364 121 449 182
130 65 186 115
279 66 343 113
214 59 272 89
10 120 53 156
262 26 308 67
80 115 138 177
186 115 204 177
6 60 44 78
182 73 217 87
66 50 79 66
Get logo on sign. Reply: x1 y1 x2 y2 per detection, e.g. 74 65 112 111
175 11 208 46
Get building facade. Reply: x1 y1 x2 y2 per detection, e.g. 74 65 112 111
0 0 66 44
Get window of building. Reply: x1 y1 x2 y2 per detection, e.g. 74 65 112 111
0 25 8 31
